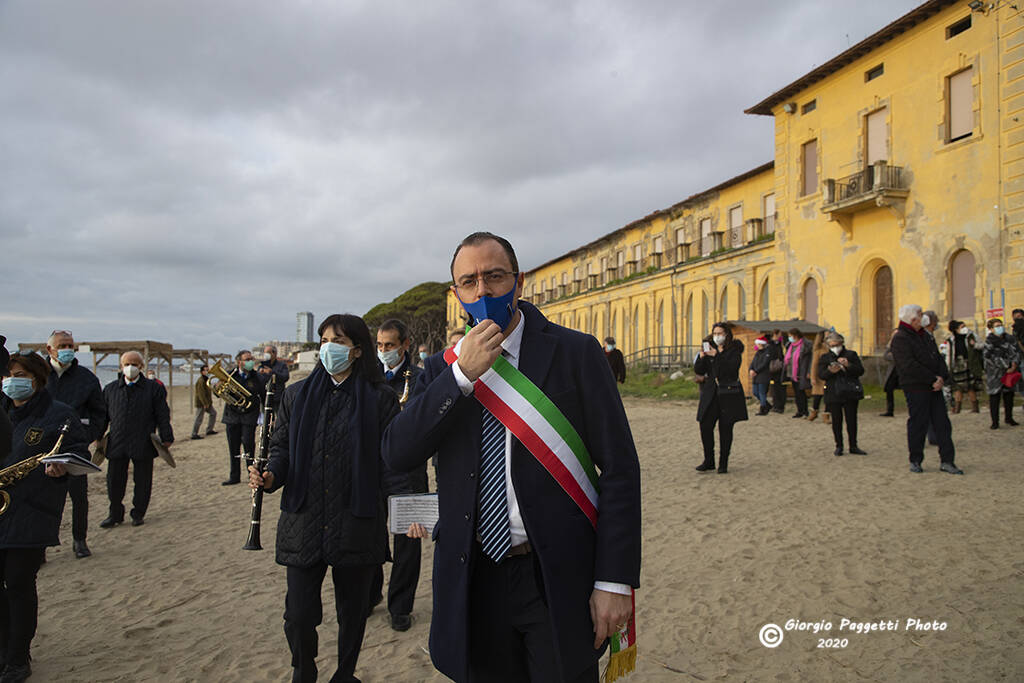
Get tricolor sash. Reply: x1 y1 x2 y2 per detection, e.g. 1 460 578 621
443 341 637 681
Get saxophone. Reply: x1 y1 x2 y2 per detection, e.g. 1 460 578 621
0 420 72 516
399 370 413 406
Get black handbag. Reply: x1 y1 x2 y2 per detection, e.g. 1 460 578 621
833 374 864 400
717 380 745 396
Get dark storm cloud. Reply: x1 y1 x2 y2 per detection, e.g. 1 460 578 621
0 0 923 352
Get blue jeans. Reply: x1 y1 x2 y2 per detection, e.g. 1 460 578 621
752 383 769 410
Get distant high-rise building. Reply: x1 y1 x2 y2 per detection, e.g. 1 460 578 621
296 312 314 343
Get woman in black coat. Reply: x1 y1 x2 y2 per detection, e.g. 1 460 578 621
2 351 88 682
817 332 867 456
693 322 748 473
248 314 403 683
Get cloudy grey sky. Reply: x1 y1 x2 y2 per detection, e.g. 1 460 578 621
1 0 923 354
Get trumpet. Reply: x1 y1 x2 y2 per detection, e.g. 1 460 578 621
0 420 71 516
209 360 254 411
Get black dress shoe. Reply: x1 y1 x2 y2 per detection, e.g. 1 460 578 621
99 517 122 528
0 662 31 683
990 423 999 430
878 412 894 417
849 446 867 455
909 463 924 473
131 518 145 526
73 540 91 558
221 479 241 486
390 614 412 632
1006 418 1019 426
190 434 203 440
205 430 218 435
940 462 964 475
716 466 728 474
834 447 844 456
695 462 715 472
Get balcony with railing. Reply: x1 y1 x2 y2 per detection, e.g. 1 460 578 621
822 161 909 226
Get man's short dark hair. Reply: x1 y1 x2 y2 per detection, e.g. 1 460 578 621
604 336 616 345
450 232 519 278
1013 308 1024 317
235 349 250 360
379 319 409 343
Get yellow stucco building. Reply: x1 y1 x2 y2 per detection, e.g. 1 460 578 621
447 0 1024 361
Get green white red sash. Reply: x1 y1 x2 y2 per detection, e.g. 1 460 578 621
443 341 637 681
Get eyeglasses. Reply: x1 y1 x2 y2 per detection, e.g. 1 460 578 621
454 270 517 295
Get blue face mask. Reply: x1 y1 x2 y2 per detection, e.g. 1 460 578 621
788 336 797 344
242 360 255 372
320 342 354 375
2 377 35 401
457 281 518 330
994 326 1005 336
56 349 76 364
378 348 401 368
419 351 428 361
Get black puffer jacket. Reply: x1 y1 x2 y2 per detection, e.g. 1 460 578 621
891 323 949 392
818 348 866 404
748 345 773 384
46 359 107 442
694 339 749 425
267 374 402 568
99 376 174 460
221 368 266 426
1 391 88 548
382 354 427 495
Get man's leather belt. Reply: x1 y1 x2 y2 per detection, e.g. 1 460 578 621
476 535 532 558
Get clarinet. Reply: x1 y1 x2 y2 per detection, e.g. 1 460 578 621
244 375 276 550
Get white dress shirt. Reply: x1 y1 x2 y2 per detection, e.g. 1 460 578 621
451 313 630 596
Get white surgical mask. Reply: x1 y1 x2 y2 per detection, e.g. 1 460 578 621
829 346 843 355
921 314 931 327
123 365 140 380
712 335 726 347
956 328 967 336
378 348 401 367
605 344 615 352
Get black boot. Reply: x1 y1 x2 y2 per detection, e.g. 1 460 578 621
717 453 729 474
695 456 715 472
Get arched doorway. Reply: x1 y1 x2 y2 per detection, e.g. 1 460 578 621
803 278 819 325
760 277 770 320
874 265 893 350
950 250 976 320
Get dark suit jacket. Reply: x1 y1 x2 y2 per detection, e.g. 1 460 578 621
381 301 641 681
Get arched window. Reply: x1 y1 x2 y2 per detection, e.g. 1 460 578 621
950 250 976 319
874 265 893 350
632 305 639 352
760 278 770 320
737 284 746 320
803 278 819 324
685 295 693 348
720 286 729 321
657 301 664 346
701 291 709 337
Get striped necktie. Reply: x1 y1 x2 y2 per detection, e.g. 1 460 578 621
477 406 511 562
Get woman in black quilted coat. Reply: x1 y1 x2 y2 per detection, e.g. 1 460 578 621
249 314 402 683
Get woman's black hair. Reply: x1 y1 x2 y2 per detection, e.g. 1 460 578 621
8 351 49 391
711 321 734 347
948 319 963 333
318 314 385 384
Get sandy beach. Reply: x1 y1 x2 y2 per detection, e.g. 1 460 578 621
30 386 1024 682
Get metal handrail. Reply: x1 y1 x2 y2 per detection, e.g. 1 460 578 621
832 164 904 203
623 345 703 370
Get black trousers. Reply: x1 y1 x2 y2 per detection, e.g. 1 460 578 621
699 405 734 469
0 548 44 666
989 391 1015 425
225 423 256 482
467 546 598 683
284 562 375 683
904 391 956 465
770 375 786 411
811 394 823 411
791 383 808 415
827 400 859 448
370 534 421 617
884 389 895 414
107 457 153 521
67 473 88 541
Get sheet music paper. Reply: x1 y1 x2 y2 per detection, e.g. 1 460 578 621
388 493 439 534
40 453 102 476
